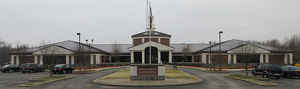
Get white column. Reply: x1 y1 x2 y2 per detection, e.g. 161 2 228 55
192 56 195 63
90 55 94 64
130 51 134 64
201 53 207 64
34 55 38 64
66 55 70 64
109 56 112 63
228 54 232 64
233 54 237 64
142 38 145 43
169 51 172 63
289 53 293 64
284 54 288 64
11 55 15 64
265 54 269 63
40 55 43 65
71 56 75 65
99 54 102 64
16 55 19 65
158 38 161 43
260 54 264 64
142 50 145 64
158 50 161 64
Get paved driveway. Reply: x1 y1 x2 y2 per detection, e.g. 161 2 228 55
0 72 49 89
1 68 300 89
29 68 255 89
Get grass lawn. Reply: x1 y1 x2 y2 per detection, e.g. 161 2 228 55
100 69 197 80
225 74 277 86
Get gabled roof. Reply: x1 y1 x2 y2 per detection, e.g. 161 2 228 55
129 41 174 51
131 31 171 38
198 39 292 53
171 43 209 53
11 40 108 54
91 44 132 53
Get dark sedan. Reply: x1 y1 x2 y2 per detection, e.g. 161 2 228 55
252 64 282 79
52 64 74 74
281 66 300 78
0 64 20 73
20 63 44 73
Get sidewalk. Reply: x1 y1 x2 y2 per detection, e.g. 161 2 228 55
181 66 253 72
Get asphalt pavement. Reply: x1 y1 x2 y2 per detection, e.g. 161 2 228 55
1 68 300 89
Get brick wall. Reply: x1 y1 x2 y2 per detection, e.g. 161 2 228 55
160 38 170 46
269 55 284 64
211 55 228 64
133 38 142 46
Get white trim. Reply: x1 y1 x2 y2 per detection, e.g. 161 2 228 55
233 54 237 64
228 54 232 64
265 54 269 63
142 50 145 64
260 54 264 64
40 56 43 65
202 53 207 64
158 50 161 64
66 55 70 64
158 38 161 43
16 56 19 65
130 51 134 63
129 41 173 51
71 56 74 65
90 55 94 64
11 55 14 64
34 56 38 64
284 54 288 64
132 37 170 39
169 51 172 63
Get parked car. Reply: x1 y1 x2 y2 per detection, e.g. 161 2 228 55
252 64 282 79
20 63 45 73
52 64 74 74
281 65 300 78
0 64 20 73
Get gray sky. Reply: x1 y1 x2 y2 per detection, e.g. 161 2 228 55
0 0 300 46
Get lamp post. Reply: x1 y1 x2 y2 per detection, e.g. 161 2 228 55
218 31 223 71
76 33 81 66
218 31 223 52
76 33 81 49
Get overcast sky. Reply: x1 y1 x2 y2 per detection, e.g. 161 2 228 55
0 0 300 46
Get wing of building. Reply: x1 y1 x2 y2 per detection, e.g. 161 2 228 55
9 31 294 65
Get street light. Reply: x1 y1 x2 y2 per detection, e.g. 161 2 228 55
218 30 223 71
76 33 81 49
218 31 223 52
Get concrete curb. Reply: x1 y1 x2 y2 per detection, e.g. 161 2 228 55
92 78 203 87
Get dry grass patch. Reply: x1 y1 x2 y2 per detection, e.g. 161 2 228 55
166 69 198 80
225 74 277 86
18 75 73 87
100 69 130 80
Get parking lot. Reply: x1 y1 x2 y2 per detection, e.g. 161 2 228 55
0 68 299 89
0 72 49 89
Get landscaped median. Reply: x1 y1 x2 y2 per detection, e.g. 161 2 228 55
18 75 74 87
93 69 202 87
225 74 277 86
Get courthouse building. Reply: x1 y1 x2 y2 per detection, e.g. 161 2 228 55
9 30 294 65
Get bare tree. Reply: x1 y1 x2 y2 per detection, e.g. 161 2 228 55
39 41 56 77
112 42 121 63
182 44 192 62
0 41 12 64
238 44 256 76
